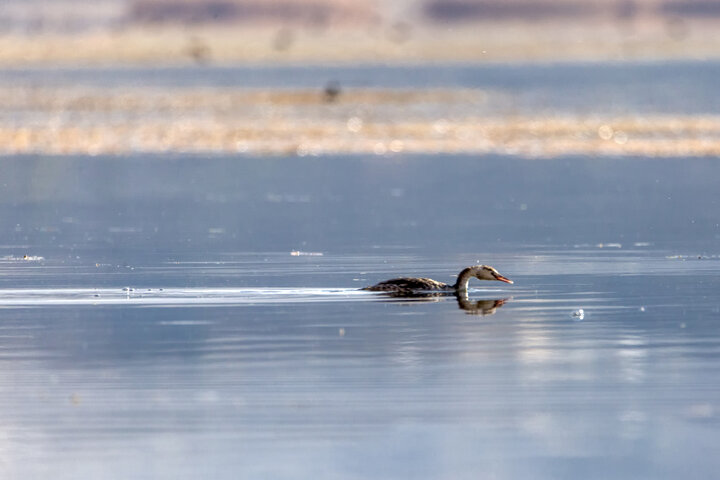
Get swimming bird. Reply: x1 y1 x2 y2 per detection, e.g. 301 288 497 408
362 265 513 294
323 80 341 103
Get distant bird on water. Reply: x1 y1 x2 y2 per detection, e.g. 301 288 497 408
362 265 513 295
323 80 341 103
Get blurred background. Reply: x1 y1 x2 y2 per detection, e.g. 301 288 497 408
3 0 720 63
2 0 720 157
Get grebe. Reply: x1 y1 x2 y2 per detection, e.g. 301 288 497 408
363 265 513 294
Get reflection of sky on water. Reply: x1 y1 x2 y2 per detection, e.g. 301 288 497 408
0 154 719 478
0 272 718 479
3 155 719 260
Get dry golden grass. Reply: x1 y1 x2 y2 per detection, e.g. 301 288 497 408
1 86 719 157
2 19 720 66
4 118 720 157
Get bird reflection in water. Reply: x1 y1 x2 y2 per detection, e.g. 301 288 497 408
455 293 509 315
374 290 510 316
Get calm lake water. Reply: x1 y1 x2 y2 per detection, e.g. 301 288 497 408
1 153 719 479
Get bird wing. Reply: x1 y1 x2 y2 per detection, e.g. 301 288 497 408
363 277 450 291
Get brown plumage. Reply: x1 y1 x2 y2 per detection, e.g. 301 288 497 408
362 265 513 295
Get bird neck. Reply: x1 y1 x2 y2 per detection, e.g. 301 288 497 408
453 268 475 291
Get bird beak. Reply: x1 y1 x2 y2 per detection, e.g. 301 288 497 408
495 274 513 284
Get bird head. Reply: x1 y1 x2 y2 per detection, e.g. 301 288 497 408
473 265 513 284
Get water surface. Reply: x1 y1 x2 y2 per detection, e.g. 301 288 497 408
1 154 719 479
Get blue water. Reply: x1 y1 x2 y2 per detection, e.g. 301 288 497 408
1 152 719 478
2 155 718 259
